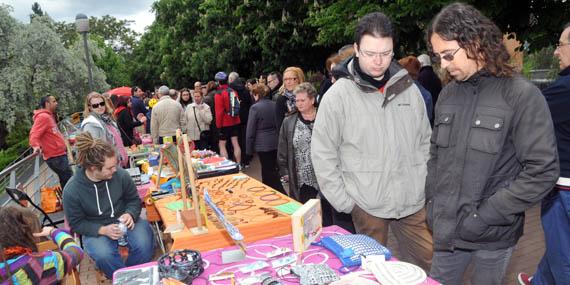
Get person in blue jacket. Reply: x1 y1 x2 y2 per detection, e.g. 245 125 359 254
518 22 570 285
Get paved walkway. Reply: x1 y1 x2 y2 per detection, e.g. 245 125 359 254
79 155 546 284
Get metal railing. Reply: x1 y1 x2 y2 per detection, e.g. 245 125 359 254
0 149 59 207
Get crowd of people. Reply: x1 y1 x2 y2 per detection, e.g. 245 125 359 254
16 2 570 284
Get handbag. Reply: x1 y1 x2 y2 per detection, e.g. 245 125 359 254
132 129 143 145
41 185 63 213
193 106 210 143
314 234 392 269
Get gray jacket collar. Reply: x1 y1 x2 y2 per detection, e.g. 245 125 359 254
335 56 414 107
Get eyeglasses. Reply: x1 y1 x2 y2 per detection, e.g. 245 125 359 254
90 102 106 109
432 47 461 63
556 42 570 49
358 49 394 60
267 79 276 84
284 77 298 82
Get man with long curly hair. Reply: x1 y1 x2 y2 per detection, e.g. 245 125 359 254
425 3 559 284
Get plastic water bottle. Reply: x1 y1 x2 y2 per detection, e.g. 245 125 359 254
117 222 128 246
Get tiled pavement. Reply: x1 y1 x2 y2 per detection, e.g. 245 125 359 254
79 156 545 284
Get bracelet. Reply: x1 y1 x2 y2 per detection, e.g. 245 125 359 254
226 204 254 212
259 193 281 202
247 186 266 193
49 228 58 236
266 199 289 206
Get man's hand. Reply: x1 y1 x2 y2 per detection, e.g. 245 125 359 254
98 224 123 240
119 213 135 230
32 146 41 154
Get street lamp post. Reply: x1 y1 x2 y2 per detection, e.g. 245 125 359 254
75 13 94 92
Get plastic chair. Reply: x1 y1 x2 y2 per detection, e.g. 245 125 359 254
5 186 64 228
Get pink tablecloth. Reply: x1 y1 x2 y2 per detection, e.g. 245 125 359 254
114 225 439 284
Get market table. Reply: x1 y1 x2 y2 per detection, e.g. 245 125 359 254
154 173 299 251
113 226 440 284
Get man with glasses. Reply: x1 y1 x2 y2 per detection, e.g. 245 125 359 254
425 3 559 284
312 12 433 271
518 23 570 285
29 95 74 189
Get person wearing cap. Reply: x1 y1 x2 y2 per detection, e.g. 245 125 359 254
150 85 186 144
214 71 242 165
417 53 442 106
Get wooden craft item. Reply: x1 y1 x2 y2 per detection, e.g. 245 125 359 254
175 130 198 230
155 149 164 189
182 133 207 234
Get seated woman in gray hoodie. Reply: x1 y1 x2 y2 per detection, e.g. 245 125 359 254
63 132 154 279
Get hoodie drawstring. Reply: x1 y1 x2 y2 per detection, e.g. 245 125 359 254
94 184 103 215
93 182 115 218
105 182 115 218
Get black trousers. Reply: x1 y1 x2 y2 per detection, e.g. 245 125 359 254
257 150 285 194
46 155 73 189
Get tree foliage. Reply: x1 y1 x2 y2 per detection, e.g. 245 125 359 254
0 5 109 133
130 0 569 90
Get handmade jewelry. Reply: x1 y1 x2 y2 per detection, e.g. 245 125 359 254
247 186 267 193
252 190 275 197
266 199 289 206
259 193 281 202
226 204 254 212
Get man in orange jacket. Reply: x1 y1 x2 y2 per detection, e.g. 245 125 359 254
29 95 73 189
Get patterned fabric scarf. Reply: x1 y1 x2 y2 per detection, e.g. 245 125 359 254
284 89 296 113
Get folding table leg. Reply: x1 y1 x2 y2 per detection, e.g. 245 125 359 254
154 221 166 253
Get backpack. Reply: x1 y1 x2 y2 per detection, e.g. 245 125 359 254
225 88 240 117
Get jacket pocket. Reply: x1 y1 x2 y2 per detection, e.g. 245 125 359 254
457 209 521 243
435 113 454 147
457 210 490 241
469 115 505 154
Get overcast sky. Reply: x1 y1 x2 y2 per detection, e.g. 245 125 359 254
1 0 155 34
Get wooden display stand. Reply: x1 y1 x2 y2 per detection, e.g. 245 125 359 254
154 173 300 251
176 130 207 234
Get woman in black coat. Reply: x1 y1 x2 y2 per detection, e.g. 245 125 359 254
246 85 285 193
114 96 146 147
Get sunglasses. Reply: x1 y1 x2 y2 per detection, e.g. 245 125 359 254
432 47 461 64
90 102 106 109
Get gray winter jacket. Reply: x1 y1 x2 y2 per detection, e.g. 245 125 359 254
311 57 432 218
426 71 559 251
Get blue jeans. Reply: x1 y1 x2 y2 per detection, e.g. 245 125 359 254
84 219 155 278
430 247 514 285
532 189 570 285
46 155 73 189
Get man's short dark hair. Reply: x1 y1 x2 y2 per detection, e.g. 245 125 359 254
131 86 140 96
39 95 52 109
427 2 514 78
268 71 282 83
354 12 394 45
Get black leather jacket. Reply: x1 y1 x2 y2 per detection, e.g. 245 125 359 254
426 71 559 251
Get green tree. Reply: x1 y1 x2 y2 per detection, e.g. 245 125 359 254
30 2 44 20
0 6 109 134
53 15 139 88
